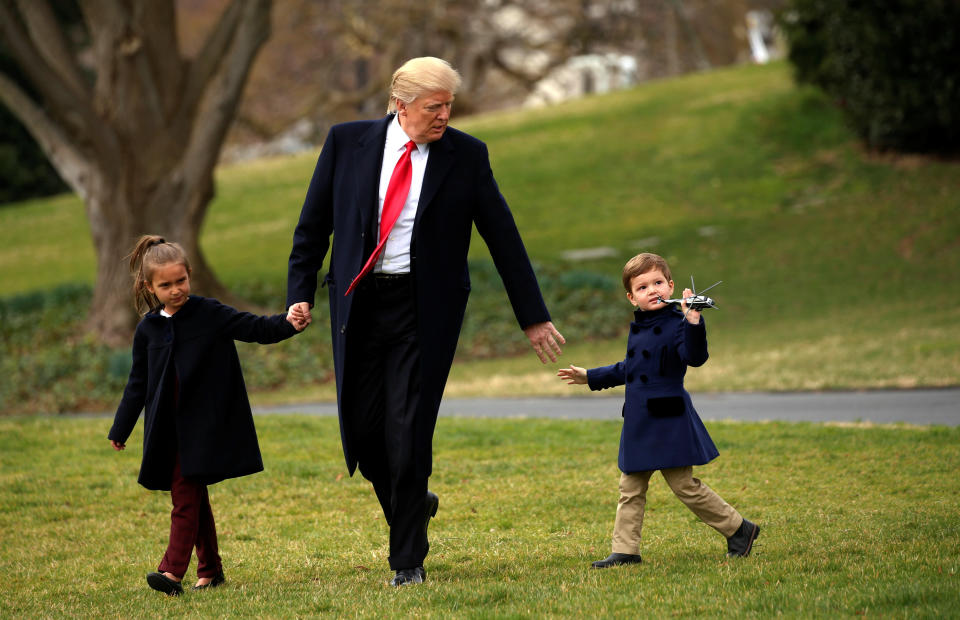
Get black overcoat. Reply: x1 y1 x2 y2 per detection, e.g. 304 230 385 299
587 305 719 473
287 115 550 477
108 296 298 490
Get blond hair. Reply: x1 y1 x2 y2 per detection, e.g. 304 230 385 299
127 235 191 315
622 253 672 292
387 57 462 113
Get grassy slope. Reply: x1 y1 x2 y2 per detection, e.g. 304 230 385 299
1 62 958 411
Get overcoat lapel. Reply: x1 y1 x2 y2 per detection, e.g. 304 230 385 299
352 117 391 237
415 131 455 228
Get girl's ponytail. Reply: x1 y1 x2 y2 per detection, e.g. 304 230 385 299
126 235 190 315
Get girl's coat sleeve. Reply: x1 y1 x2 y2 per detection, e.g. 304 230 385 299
211 299 299 344
108 327 148 444
587 360 627 391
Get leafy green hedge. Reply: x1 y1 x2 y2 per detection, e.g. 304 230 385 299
780 0 960 153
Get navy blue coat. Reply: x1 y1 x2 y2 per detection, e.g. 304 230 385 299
287 115 550 477
108 296 298 490
587 305 719 473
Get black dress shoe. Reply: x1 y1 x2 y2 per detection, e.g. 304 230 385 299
146 572 184 596
726 518 761 557
591 553 643 568
192 570 225 591
390 566 425 587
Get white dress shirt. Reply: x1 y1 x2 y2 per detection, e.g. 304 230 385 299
374 115 429 274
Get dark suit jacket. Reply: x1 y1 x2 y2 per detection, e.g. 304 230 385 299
587 305 719 473
108 296 298 490
287 115 550 477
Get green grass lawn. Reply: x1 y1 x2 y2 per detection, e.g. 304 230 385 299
2 61 959 414
2 414 958 617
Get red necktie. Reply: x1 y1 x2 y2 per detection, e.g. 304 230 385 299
345 140 417 296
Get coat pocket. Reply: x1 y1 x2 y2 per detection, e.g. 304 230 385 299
647 396 685 417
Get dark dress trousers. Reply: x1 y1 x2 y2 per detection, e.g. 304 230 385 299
587 305 719 473
108 296 298 490
287 114 551 479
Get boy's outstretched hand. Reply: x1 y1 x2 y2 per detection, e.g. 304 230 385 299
557 365 587 385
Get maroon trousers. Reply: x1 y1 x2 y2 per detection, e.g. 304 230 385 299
157 455 222 579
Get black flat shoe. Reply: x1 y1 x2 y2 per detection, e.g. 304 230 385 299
192 570 225 591
726 519 761 557
146 572 183 596
591 553 643 569
390 566 425 587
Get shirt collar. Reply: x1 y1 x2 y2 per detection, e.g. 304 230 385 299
388 114 427 156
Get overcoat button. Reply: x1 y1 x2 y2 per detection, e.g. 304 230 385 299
627 349 635 358
653 326 662 335
627 373 634 383
340 324 346 334
631 325 640 334
642 350 651 359
640 374 648 383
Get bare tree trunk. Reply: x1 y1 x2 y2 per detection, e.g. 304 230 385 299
86 191 142 347
0 0 272 345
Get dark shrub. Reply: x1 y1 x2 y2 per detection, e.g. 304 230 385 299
780 0 960 154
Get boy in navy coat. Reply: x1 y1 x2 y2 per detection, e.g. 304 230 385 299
558 253 759 567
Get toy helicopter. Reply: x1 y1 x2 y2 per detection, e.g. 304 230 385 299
657 276 722 322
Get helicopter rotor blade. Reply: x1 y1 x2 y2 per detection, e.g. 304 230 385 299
696 280 722 295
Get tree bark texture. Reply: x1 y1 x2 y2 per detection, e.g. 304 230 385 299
0 0 271 346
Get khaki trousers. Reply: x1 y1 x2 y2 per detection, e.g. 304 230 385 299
611 466 742 555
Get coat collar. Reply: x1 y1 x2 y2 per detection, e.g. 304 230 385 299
416 123 455 227
144 295 199 322
352 114 457 233
353 117 392 235
633 304 681 325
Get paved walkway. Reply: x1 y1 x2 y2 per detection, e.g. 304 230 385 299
255 388 960 426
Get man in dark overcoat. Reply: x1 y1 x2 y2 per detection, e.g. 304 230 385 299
286 57 564 586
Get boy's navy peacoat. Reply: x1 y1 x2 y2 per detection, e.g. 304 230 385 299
108 296 298 490
587 305 719 473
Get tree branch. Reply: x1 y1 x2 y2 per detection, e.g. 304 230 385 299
0 71 99 201
176 0 246 121
0 0 119 162
180 0 271 212
0 1 85 121
13 0 90 100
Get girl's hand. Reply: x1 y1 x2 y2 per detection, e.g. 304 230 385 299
286 303 312 331
681 288 701 324
557 365 588 385
286 313 308 331
110 440 125 451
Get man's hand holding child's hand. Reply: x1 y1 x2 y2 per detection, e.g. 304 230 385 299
286 302 312 331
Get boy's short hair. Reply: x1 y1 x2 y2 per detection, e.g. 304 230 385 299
622 253 672 291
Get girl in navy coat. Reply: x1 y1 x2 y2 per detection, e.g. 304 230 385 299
558 253 759 568
108 235 305 595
